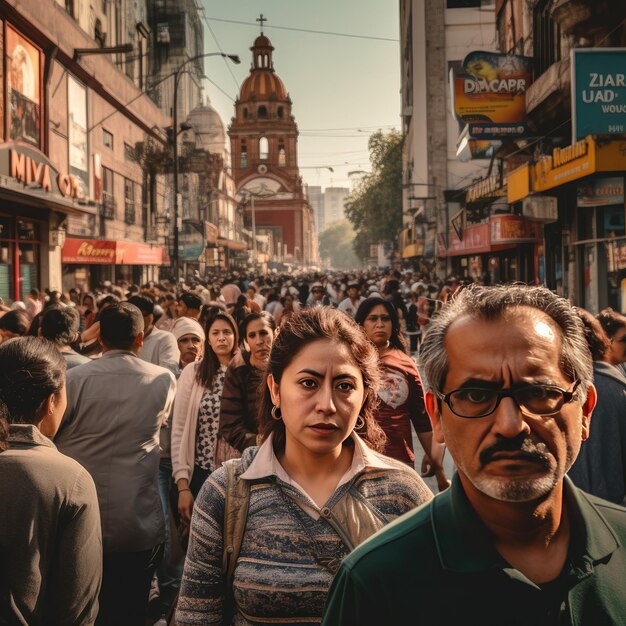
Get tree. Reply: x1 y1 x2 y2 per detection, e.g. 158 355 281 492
345 130 403 261
318 220 361 270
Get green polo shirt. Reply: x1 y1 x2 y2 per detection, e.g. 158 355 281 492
322 475 626 626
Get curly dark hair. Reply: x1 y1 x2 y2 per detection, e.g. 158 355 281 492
258 307 387 453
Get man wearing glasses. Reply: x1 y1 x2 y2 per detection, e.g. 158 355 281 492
323 285 626 625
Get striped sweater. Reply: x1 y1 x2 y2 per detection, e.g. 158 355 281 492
176 442 433 625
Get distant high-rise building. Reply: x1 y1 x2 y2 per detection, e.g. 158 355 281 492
146 0 204 120
308 186 324 233
323 187 350 229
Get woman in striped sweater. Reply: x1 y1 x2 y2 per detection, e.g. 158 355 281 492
176 308 432 625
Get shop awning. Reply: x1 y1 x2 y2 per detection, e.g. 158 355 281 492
217 237 248 252
438 215 542 257
62 238 167 265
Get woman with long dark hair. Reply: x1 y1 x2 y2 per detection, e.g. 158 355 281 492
217 311 277 454
0 337 102 625
355 297 449 490
171 311 239 526
176 308 432 625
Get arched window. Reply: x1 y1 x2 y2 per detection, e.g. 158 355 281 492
258 105 268 118
257 54 262 67
264 54 269 67
278 141 286 167
241 142 248 167
243 108 248 119
259 137 269 160
277 106 284 119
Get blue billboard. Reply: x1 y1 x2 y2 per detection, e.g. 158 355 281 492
572 48 626 141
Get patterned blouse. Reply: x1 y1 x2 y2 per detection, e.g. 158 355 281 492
195 364 227 471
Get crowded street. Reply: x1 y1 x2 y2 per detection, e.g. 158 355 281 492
1 0 626 625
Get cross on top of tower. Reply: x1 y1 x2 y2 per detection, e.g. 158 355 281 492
256 14 267 34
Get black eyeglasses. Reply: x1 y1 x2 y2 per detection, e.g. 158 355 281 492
436 381 581 419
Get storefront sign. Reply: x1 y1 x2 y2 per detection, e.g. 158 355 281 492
577 176 624 207
0 142 92 209
533 137 596 192
444 223 490 256
466 174 506 203
522 196 558 222
62 238 116 264
62 238 166 265
490 215 542 244
402 242 424 258
451 51 533 138
572 48 626 141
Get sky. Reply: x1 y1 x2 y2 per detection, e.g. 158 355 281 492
198 0 401 192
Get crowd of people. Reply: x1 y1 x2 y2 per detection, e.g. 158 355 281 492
0 269 625 625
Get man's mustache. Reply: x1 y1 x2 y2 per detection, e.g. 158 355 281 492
479 434 551 467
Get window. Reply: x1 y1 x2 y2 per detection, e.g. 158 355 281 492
124 178 136 224
259 137 269 160
243 108 248 119
103 129 113 149
95 19 106 47
101 167 115 219
533 0 561 75
277 106 284 119
240 142 248 168
65 0 74 17
124 142 135 161
258 106 268 118
278 141 286 167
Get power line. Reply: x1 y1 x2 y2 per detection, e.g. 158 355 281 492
204 16 398 43
198 8 241 92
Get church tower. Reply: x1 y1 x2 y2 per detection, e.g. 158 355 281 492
228 17 316 266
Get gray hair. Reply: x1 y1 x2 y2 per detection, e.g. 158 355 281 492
419 284 593 399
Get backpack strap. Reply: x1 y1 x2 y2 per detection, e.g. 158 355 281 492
222 458 251 624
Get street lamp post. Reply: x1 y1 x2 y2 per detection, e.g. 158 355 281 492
171 52 240 282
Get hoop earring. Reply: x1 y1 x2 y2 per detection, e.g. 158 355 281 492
355 415 365 430
271 405 282 421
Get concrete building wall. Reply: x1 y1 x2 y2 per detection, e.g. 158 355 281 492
323 187 349 228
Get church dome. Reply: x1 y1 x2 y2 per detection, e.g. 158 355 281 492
186 102 227 155
239 33 289 102
239 72 288 101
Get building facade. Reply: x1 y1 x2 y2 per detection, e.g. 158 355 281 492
0 0 171 302
399 0 497 274
323 187 350 229
228 32 317 267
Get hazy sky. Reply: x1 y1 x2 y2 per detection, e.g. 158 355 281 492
199 0 400 191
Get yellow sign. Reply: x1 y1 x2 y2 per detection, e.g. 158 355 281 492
466 174 506 203
533 137 596 192
507 165 530 203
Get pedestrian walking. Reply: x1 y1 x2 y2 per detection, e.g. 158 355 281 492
355 297 448 489
217 312 277 455
323 285 626 625
55 303 176 626
176 308 432 625
0 337 102 626
171 311 238 525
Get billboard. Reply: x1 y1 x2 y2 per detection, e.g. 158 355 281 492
571 48 626 141
451 51 533 139
68 76 89 198
6 26 42 148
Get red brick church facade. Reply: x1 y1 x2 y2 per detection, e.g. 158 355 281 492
228 32 317 266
